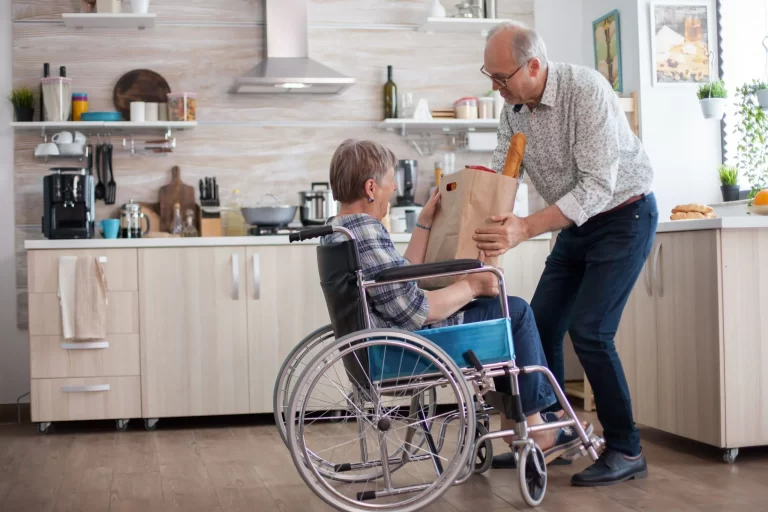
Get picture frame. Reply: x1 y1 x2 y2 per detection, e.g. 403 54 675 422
649 1 714 86
593 9 623 93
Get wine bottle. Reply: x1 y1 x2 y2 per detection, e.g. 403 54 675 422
40 63 49 122
384 65 398 119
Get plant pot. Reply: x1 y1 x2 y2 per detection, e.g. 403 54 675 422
720 185 740 202
13 106 34 122
757 89 768 110
699 98 726 120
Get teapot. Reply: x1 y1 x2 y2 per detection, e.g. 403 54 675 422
119 199 151 238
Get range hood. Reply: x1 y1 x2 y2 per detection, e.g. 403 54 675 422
233 0 355 94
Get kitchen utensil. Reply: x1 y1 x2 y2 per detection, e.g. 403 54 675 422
52 131 74 144
240 194 297 227
158 166 196 232
57 142 85 156
41 77 72 122
35 142 60 157
80 111 122 121
113 69 171 122
130 101 146 122
299 182 338 226
119 199 150 238
100 219 120 239
106 144 116 205
395 159 419 206
138 202 161 232
94 144 105 201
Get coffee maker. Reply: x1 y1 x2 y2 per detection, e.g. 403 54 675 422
390 160 423 233
42 167 95 239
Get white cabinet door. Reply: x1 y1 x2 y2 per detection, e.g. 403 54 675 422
138 247 249 418
497 240 549 303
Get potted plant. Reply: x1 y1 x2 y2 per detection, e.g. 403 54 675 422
735 82 768 197
7 87 35 122
755 81 768 110
718 165 740 202
697 80 727 120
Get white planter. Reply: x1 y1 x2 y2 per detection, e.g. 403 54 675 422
131 0 150 14
699 98 726 120
757 88 768 109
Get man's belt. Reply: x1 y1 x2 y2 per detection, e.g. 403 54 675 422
591 194 645 220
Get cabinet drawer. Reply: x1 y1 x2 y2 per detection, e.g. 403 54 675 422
30 334 140 379
28 291 138 336
30 376 141 422
27 249 138 293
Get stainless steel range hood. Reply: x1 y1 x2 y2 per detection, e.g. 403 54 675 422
233 0 355 94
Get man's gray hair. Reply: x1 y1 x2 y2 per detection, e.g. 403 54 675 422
487 21 548 66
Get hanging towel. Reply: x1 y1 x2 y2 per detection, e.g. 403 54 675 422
74 256 109 340
58 256 78 340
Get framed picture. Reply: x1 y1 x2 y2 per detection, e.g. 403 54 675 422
650 1 713 86
593 10 623 93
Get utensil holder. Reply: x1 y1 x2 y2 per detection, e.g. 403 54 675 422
199 211 222 237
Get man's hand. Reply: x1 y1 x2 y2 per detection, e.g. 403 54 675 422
472 214 531 257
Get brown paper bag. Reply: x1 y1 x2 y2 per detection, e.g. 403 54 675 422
421 167 518 288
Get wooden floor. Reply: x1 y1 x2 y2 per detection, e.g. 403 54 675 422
1 410 768 512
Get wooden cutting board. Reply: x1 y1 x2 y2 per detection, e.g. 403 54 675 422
113 69 171 121
158 166 196 232
138 202 161 233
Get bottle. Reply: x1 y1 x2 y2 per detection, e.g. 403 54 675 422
170 203 183 235
59 66 66 77
224 189 246 236
384 65 398 119
40 63 49 122
182 210 199 237
434 161 443 188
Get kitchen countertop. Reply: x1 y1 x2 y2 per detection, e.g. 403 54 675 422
656 215 768 233
25 232 553 250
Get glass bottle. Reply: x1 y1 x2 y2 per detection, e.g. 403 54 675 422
170 202 183 235
182 209 199 237
224 189 245 236
384 65 398 119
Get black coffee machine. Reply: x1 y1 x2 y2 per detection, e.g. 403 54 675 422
395 159 418 207
42 167 95 239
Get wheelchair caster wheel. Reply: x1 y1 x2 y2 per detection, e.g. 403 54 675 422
473 423 493 474
36 422 51 435
519 442 547 507
115 419 129 432
144 419 158 431
723 448 738 464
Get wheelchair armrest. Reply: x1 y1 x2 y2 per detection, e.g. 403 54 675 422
374 259 483 283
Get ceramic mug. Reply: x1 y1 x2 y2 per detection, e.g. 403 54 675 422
51 131 74 144
144 102 159 122
101 219 120 239
130 101 146 122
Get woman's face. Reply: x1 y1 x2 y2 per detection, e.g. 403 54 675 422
372 167 397 220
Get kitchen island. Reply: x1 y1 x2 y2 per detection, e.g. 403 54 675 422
23 232 551 433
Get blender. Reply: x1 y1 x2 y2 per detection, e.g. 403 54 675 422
390 160 423 233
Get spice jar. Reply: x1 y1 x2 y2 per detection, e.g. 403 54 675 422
454 97 478 119
72 93 88 121
167 92 197 121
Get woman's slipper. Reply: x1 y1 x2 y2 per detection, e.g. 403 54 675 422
490 420 594 469
540 426 586 464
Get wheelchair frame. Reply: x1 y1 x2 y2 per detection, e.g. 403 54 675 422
279 225 602 511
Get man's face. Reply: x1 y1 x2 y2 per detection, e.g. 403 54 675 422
483 33 536 105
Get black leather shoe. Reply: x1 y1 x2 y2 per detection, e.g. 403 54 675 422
571 449 648 487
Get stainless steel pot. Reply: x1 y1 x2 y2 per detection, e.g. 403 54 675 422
299 182 338 226
240 193 297 227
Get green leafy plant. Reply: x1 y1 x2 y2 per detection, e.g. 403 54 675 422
697 80 727 100
7 87 34 109
718 165 738 186
734 80 768 195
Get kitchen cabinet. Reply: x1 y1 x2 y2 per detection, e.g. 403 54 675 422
138 247 250 419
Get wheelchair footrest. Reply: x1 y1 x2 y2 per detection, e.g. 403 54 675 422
484 390 525 422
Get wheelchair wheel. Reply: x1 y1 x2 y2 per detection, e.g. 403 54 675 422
518 442 547 507
286 329 476 512
473 423 493 474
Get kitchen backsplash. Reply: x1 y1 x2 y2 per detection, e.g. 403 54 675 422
12 0 537 328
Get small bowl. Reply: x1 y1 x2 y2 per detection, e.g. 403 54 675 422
748 205 768 216
58 142 85 156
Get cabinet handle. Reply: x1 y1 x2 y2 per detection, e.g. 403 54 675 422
653 242 664 298
232 253 240 300
61 384 110 393
644 257 653 296
61 341 109 350
253 253 260 300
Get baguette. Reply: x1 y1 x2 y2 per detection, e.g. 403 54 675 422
670 211 706 220
671 203 714 215
502 133 527 178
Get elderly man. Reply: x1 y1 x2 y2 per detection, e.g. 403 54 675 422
473 22 658 487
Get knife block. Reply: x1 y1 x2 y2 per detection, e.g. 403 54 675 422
199 210 222 237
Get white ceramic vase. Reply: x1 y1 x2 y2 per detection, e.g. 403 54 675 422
428 0 446 18
756 88 768 110
699 98 726 120
131 0 150 14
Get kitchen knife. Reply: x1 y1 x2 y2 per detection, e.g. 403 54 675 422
212 177 218 202
199 179 204 202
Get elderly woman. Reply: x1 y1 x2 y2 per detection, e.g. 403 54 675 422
321 139 592 465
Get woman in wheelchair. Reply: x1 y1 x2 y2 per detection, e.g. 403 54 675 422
320 139 593 465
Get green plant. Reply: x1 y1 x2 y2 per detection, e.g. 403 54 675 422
7 87 34 109
718 165 738 186
697 80 727 100
734 80 768 195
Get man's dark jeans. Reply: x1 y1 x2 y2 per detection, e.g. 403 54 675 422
532 193 658 456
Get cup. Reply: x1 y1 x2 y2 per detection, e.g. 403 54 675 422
35 142 60 157
144 102 159 122
51 131 74 144
100 219 120 239
158 103 168 121
130 101 146 122
73 131 86 144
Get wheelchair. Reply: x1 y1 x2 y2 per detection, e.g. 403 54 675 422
275 225 602 511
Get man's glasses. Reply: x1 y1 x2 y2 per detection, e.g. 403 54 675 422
480 62 526 89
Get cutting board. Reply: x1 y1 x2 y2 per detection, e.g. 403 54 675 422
113 69 171 121
138 202 161 233
158 166 196 232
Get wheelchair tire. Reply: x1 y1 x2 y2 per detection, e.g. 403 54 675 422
473 423 493 475
285 329 476 512
518 442 547 507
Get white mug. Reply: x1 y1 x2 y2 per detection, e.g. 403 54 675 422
130 101 146 122
144 102 159 122
157 103 168 121
51 131 74 144
73 131 86 144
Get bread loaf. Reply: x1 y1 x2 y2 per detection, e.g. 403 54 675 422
670 211 717 220
502 133 526 178
671 203 714 215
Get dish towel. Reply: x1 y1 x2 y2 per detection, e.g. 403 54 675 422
58 256 109 340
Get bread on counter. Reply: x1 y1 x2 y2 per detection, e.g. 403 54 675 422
669 203 717 220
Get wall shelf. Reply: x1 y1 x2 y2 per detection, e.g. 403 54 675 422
418 17 510 35
62 13 156 30
12 121 196 137
379 118 499 136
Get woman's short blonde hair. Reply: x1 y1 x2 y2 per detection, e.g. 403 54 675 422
329 139 396 203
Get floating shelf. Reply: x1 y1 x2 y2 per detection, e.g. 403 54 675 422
419 17 511 35
379 118 499 136
11 121 196 139
62 13 156 30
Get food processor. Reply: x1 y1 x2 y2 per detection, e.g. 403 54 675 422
390 159 423 233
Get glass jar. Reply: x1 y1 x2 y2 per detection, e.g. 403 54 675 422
72 93 88 121
454 97 478 119
167 92 197 121
478 97 494 119
182 209 199 237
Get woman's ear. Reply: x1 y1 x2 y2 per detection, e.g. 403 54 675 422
365 178 376 197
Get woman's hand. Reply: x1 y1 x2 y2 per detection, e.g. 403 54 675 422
464 252 500 298
417 188 441 227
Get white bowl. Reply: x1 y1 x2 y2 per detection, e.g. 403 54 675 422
57 142 84 156
748 205 768 216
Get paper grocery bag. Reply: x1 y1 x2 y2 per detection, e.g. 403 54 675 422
421 167 518 288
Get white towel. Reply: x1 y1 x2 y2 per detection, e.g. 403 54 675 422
58 256 78 340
